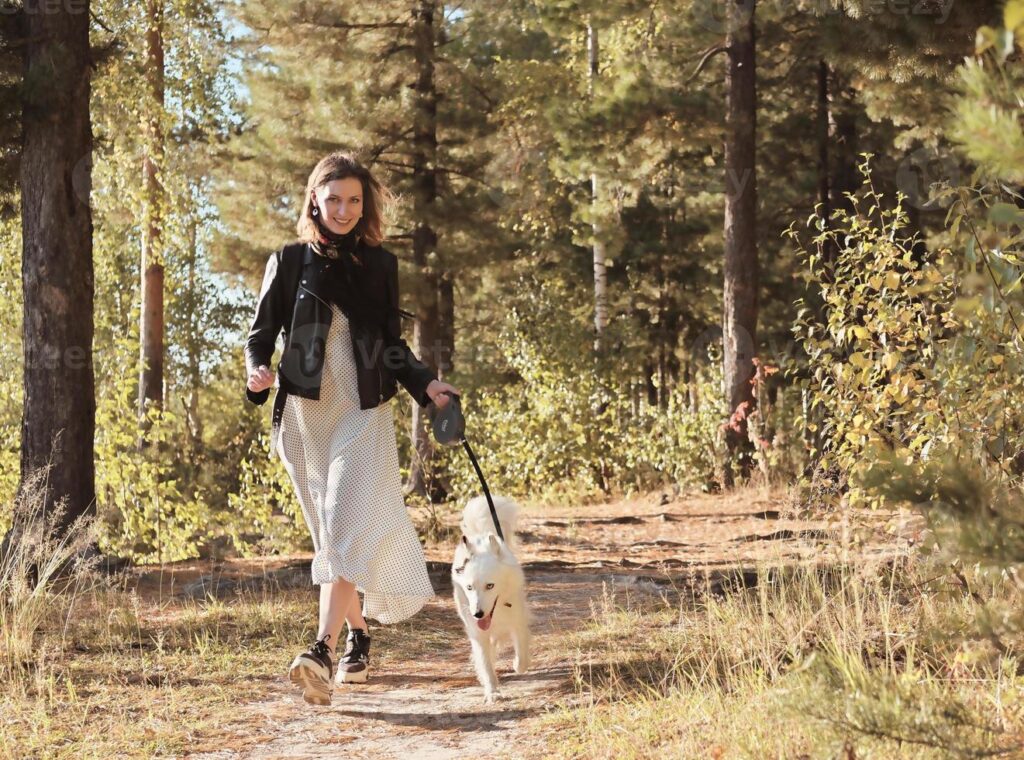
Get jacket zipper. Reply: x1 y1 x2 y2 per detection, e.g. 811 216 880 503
298 284 331 307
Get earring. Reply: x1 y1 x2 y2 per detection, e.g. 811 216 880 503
311 205 319 217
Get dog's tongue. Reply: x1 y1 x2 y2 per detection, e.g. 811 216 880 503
477 613 492 631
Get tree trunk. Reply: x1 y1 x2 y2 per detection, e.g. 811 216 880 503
805 58 832 463
686 358 699 412
666 342 680 400
588 22 608 354
830 71 859 216
432 268 455 495
17 0 96 542
722 0 759 486
406 0 444 501
817 59 832 255
438 269 455 380
184 215 204 460
138 0 165 438
644 358 658 408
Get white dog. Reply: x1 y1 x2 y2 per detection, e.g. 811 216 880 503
451 494 531 702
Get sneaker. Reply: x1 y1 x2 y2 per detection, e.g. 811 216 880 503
288 633 335 705
335 628 371 684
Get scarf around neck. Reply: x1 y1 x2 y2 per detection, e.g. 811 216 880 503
308 215 390 331
310 211 361 260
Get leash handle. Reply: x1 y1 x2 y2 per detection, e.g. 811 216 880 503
431 390 505 542
431 391 464 446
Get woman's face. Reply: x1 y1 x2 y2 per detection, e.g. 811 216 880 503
312 177 363 235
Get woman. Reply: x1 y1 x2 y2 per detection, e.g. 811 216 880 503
245 151 459 706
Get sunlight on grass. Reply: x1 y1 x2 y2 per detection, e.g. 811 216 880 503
0 485 463 759
543 557 1024 759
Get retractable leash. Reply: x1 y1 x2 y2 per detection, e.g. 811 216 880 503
430 391 505 542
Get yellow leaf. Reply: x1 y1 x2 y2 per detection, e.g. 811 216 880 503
849 351 870 368
1007 0 1024 32
993 354 1005 366
887 384 908 404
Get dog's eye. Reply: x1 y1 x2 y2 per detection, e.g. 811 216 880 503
486 583 495 590
466 585 473 591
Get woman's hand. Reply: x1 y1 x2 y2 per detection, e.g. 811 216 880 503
247 365 276 394
426 379 460 409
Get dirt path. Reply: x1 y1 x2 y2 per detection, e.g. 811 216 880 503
184 569 608 760
158 490 917 760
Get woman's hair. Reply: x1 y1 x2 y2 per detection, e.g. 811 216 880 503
296 151 396 247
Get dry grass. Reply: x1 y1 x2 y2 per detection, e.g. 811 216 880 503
542 556 1024 759
0 468 463 759
0 572 467 758
1 465 101 691
6 478 1019 758
4 575 302 757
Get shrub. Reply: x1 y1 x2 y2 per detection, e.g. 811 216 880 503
433 273 722 505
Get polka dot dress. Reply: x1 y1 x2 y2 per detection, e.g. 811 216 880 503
275 303 435 624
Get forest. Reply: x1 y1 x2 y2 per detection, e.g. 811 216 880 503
2 0 1024 757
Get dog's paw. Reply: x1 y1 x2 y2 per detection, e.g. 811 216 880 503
513 655 530 674
483 690 501 704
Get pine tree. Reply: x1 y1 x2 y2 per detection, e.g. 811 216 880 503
138 0 167 434
18 0 96 541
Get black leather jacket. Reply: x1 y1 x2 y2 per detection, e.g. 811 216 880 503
244 240 436 454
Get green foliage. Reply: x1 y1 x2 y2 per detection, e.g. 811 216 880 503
790 162 959 506
951 0 1024 182
95 399 204 564
433 274 720 504
785 14 1024 751
79 0 255 563
93 358 316 562
792 174 1024 507
791 641 1019 758
0 216 22 534
1 0 1011 562
223 432 311 558
864 458 1024 659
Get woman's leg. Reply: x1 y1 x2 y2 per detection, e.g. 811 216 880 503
317 578 358 656
346 588 368 633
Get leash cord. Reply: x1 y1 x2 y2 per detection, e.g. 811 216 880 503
460 437 505 542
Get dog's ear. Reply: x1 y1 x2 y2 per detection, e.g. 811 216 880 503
487 533 503 555
461 534 472 552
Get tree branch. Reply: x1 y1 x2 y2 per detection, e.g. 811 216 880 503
302 16 409 31
687 43 728 84
436 56 496 109
90 10 115 35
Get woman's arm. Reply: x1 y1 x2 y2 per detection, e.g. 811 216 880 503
383 251 438 408
244 249 285 405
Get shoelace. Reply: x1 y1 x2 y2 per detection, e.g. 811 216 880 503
342 632 369 664
310 633 333 663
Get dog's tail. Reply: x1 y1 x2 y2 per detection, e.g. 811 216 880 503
461 494 520 551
